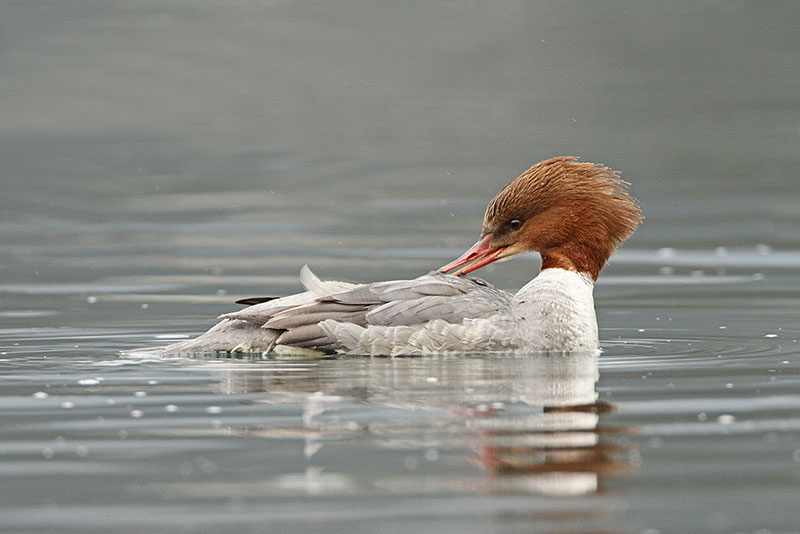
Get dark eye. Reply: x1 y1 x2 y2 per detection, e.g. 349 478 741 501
509 219 523 231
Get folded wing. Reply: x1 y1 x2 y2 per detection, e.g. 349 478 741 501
161 266 512 355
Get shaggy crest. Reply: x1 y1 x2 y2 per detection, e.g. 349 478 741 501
483 156 643 279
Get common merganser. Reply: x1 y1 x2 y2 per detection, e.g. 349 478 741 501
158 157 642 356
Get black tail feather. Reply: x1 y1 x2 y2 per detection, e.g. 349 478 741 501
235 296 280 306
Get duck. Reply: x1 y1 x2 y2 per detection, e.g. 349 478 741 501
157 156 642 357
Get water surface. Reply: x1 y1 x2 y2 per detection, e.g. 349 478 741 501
1 2 799 533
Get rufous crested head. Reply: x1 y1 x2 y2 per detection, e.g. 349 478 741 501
440 157 642 281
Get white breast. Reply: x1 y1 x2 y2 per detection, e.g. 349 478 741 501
322 267 598 355
511 268 598 352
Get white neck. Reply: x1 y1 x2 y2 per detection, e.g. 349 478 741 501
512 268 598 352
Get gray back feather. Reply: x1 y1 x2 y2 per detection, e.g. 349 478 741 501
179 267 512 354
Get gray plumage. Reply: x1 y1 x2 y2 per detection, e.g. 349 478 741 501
155 265 514 356
264 309 368 330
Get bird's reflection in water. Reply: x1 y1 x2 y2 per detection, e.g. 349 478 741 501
214 352 633 498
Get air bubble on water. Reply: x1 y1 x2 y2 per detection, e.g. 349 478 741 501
764 334 777 338
87 296 97 304
78 378 100 386
714 246 728 257
206 406 222 414
134 391 147 397
130 410 143 418
33 391 48 399
717 414 735 425
752 272 765 280
140 303 149 310
657 248 675 258
164 404 178 413
658 266 674 275
755 243 771 255
425 376 438 383
60 401 75 409
697 412 707 421
76 445 89 457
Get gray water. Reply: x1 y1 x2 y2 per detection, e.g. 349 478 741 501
1 2 799 533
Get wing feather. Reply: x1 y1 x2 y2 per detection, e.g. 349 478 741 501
275 324 327 346
161 267 512 355
264 310 367 330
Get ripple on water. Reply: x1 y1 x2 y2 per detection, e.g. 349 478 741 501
601 332 791 368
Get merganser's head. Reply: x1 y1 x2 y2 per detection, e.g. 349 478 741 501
440 156 643 281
